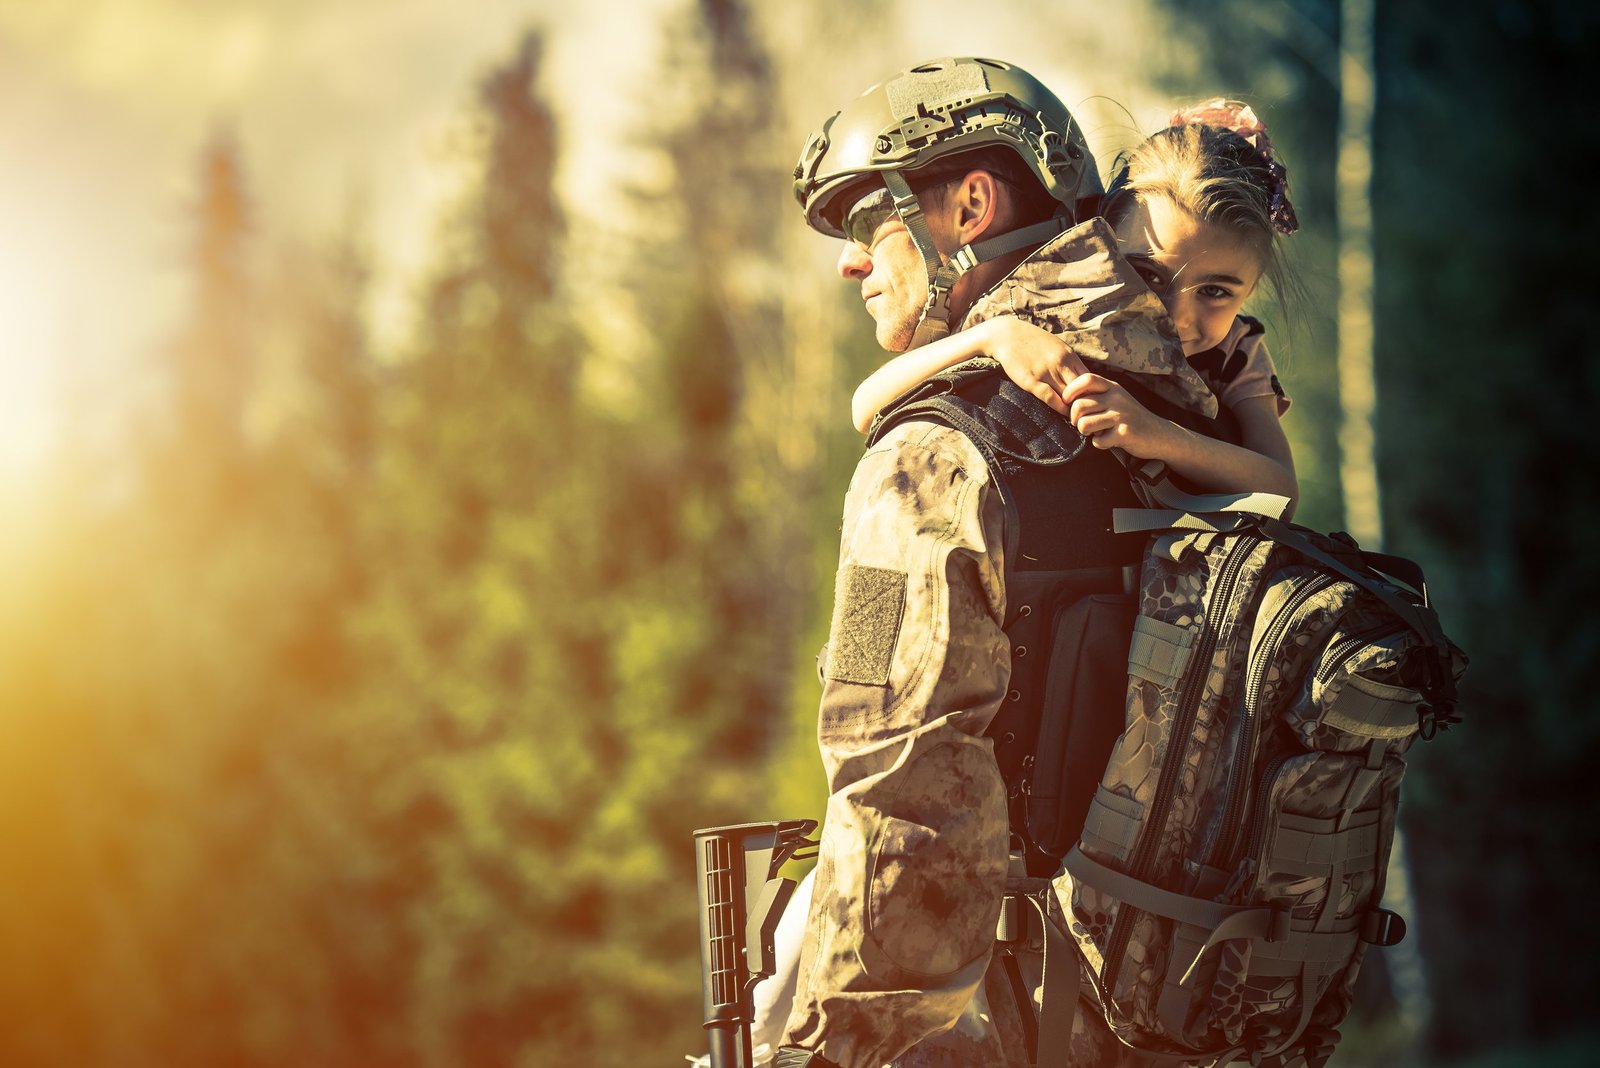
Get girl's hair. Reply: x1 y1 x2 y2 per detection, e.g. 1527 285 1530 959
1103 100 1299 309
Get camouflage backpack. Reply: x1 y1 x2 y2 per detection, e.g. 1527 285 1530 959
1057 501 1468 1067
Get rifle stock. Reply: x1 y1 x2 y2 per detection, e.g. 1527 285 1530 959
694 820 818 1068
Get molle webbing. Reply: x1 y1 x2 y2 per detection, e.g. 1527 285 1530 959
1127 615 1194 688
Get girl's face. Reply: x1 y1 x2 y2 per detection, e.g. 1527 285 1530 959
1112 194 1263 357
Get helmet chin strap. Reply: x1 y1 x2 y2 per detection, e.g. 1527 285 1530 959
881 170 1068 350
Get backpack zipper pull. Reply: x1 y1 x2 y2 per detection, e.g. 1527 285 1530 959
1223 856 1258 904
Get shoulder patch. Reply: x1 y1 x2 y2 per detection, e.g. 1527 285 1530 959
825 565 908 686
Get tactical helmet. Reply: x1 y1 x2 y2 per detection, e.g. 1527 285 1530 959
793 56 1101 239
793 57 1101 347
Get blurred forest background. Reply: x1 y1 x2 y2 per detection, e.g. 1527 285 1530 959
0 1 1594 1066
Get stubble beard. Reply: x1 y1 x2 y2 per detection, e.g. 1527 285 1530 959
874 300 919 353
877 322 913 353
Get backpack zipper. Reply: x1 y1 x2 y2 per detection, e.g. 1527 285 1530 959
1103 534 1259 994
1235 752 1293 895
1209 572 1338 869
1243 574 1338 712
1315 624 1405 688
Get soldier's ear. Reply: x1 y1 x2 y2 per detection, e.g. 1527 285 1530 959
949 169 999 244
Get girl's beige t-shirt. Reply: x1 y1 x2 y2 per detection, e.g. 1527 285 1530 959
1188 314 1292 417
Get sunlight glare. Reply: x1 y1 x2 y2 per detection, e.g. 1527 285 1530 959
0 226 62 480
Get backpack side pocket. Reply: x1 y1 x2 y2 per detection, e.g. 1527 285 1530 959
1026 593 1137 866
1289 625 1426 753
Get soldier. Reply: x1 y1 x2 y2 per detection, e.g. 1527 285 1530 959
777 57 1228 1068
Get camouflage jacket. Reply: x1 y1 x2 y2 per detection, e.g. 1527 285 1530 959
782 218 1203 1067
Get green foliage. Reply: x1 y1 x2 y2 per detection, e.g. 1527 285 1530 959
0 8 862 1066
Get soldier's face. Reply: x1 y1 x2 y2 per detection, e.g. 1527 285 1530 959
835 185 952 353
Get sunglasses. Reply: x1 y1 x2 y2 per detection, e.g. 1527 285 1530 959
840 172 1012 249
841 186 900 249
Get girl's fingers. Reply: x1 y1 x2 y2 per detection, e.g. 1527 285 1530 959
1069 396 1104 425
1074 411 1118 439
1062 372 1110 404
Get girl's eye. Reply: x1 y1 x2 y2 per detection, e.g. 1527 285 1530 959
1198 284 1234 301
1125 256 1167 293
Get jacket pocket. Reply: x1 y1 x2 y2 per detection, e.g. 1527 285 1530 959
866 814 1004 979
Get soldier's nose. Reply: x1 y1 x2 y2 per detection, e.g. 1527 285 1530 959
837 240 871 280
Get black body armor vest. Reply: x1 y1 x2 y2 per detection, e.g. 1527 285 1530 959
869 362 1238 876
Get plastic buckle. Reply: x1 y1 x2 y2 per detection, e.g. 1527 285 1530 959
1362 908 1407 947
1267 904 1291 943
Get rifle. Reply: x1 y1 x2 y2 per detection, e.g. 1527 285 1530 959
694 820 819 1068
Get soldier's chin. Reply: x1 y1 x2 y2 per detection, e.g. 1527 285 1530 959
876 318 915 353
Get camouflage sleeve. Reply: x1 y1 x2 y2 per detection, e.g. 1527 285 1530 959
782 421 1012 1068
960 216 1220 420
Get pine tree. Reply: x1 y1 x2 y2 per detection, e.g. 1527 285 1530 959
0 128 401 1068
339 30 630 1067
152 128 261 518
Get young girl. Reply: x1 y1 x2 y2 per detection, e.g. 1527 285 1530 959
853 99 1301 513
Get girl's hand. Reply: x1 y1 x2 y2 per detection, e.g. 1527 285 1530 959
981 318 1089 417
1062 373 1180 458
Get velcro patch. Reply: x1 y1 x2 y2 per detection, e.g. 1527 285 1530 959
886 63 988 125
825 565 907 686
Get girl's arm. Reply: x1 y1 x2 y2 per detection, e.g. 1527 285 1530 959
851 317 1087 433
1066 376 1300 516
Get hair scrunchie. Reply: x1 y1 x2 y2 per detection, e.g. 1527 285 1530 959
1169 98 1300 235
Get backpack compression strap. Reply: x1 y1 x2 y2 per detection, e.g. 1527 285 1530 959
1112 454 1294 520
